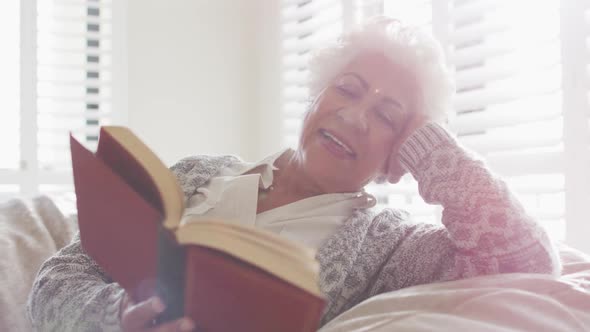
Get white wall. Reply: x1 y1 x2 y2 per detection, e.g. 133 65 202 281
253 0 284 160
124 0 264 166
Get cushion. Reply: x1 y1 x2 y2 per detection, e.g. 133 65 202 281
0 196 77 331
320 246 590 332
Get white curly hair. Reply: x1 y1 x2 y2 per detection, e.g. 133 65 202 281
308 16 454 121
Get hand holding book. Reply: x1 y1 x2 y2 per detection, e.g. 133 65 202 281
120 295 195 332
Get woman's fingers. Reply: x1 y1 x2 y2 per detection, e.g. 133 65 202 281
121 296 165 330
387 157 404 184
148 318 195 332
121 296 196 332
386 113 430 183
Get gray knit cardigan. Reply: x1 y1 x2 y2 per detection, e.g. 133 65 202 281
27 123 561 331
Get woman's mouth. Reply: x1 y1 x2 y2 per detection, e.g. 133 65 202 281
318 129 356 160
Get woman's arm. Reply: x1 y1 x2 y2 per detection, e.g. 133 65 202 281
26 153 229 331
396 123 561 280
27 234 193 332
27 233 125 331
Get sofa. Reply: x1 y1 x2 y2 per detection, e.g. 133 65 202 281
2 196 589 331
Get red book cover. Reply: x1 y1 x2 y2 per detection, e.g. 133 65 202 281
184 247 325 332
70 135 160 302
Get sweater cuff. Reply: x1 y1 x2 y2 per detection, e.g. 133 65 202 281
398 122 456 176
102 286 126 332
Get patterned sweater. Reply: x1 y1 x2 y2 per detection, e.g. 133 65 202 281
27 123 561 331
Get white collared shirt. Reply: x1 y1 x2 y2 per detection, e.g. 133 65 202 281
181 150 372 249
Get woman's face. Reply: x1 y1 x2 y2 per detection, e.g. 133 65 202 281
297 52 417 193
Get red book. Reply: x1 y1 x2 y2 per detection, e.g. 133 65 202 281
70 126 325 332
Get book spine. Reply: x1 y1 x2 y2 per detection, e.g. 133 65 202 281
155 225 186 323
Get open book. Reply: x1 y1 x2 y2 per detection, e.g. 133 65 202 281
70 126 325 332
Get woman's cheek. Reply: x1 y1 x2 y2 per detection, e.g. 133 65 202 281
371 130 396 163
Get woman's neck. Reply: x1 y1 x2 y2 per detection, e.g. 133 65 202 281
273 149 324 199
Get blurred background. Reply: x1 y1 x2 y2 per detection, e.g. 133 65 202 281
1 0 589 253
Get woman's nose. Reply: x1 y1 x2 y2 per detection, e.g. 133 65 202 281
337 106 369 133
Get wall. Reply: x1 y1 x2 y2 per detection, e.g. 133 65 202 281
253 0 284 160
123 0 262 166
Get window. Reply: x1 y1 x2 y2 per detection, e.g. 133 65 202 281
279 0 590 251
281 0 344 147
0 0 120 214
0 0 21 201
446 0 566 239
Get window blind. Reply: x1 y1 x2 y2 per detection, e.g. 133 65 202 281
0 0 21 202
0 0 114 214
446 0 566 239
352 0 383 24
281 0 343 148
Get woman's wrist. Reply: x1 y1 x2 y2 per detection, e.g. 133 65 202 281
102 287 127 331
398 122 456 176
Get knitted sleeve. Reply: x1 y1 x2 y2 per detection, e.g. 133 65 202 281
331 123 563 321
315 123 560 325
27 234 125 332
395 123 561 282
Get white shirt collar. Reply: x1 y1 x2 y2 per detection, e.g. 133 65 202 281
221 149 376 209
224 149 285 190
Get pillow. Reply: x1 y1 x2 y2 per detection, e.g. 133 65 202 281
320 246 590 332
559 242 590 276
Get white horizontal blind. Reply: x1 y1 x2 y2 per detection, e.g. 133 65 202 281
0 0 114 214
384 0 433 30
352 0 382 25
38 0 113 213
447 0 566 239
281 0 343 147
0 0 22 202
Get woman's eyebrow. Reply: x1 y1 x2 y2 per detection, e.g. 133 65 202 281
341 72 369 91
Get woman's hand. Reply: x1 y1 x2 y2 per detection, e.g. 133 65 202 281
120 294 195 332
385 113 429 184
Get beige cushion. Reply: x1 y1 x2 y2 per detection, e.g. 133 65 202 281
0 196 77 332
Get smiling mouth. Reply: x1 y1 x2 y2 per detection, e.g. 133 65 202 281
319 129 356 158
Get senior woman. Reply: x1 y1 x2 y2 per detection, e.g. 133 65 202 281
28 17 560 332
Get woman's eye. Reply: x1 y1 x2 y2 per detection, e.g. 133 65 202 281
377 110 393 124
336 85 360 98
375 108 399 129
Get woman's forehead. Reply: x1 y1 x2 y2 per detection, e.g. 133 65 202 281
342 53 413 84
339 53 418 103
